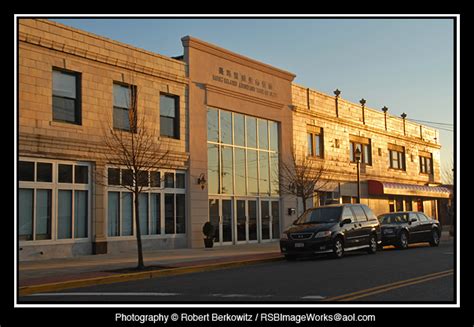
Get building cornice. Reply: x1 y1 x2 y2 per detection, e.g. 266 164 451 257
182 36 296 81
293 106 441 149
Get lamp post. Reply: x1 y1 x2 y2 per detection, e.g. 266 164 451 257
354 147 362 204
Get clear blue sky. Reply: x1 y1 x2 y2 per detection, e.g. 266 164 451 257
52 16 455 181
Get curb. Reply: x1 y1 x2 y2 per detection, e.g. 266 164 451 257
19 255 283 296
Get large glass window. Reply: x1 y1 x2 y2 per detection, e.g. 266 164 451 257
36 189 51 240
18 160 90 242
160 94 179 139
206 108 280 196
220 111 232 144
53 69 81 124
221 146 233 194
207 108 219 142
19 189 34 241
234 113 245 146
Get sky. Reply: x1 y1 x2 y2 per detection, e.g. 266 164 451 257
52 16 455 182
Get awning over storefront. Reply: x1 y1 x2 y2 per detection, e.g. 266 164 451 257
368 180 451 198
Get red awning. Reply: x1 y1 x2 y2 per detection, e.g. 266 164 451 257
368 180 451 199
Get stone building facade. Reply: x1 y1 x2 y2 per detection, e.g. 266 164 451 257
17 19 450 261
291 84 449 218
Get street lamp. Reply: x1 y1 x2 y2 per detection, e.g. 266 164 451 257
354 147 362 204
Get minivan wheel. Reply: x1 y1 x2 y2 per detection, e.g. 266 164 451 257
367 234 377 254
332 238 344 259
397 231 409 249
429 229 440 247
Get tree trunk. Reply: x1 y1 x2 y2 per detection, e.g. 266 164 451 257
302 196 307 213
134 187 145 270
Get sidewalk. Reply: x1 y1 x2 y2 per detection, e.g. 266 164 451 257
18 242 282 294
18 232 453 296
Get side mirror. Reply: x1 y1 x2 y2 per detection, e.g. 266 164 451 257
293 219 298 225
340 218 352 227
408 218 417 225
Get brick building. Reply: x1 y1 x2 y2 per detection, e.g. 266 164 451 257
17 19 450 260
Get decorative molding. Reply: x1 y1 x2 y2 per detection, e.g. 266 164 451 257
205 84 284 110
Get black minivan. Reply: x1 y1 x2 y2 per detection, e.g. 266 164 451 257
280 204 381 260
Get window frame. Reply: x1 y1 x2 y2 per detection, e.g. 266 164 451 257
113 82 137 132
106 167 186 239
419 154 433 175
160 93 180 139
52 68 82 125
389 148 406 171
18 158 91 244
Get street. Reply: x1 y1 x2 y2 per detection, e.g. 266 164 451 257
20 239 454 303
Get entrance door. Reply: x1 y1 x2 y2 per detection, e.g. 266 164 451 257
248 200 258 242
208 198 233 245
260 200 271 241
235 199 247 242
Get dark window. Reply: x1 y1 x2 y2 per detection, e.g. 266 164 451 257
389 149 405 170
420 155 433 174
137 171 149 187
176 173 185 189
113 83 136 131
160 94 179 139
350 205 368 222
108 168 120 185
350 141 371 164
165 194 175 234
58 164 73 183
74 166 89 184
417 213 429 222
165 172 174 188
19 161 35 181
122 169 133 186
150 171 161 187
361 205 377 221
176 194 185 234
36 163 52 182
53 69 81 124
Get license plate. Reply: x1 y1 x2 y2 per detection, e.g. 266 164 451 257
294 243 304 248
384 229 393 234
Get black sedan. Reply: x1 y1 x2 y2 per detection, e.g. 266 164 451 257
378 211 441 249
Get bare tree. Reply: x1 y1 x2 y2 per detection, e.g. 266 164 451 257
279 148 331 213
441 155 454 185
101 82 169 270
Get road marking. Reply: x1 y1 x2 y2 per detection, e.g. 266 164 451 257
301 295 326 300
30 292 180 297
210 293 273 298
323 269 454 302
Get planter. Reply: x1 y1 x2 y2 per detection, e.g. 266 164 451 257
204 238 214 248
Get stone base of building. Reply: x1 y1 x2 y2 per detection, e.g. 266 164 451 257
19 242 92 261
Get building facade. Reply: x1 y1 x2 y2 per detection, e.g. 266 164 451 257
17 19 450 261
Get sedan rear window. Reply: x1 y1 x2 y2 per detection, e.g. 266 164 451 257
295 207 342 224
379 213 409 224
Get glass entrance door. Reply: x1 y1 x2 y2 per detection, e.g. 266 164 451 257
236 199 247 242
260 200 271 241
260 199 280 241
209 198 233 245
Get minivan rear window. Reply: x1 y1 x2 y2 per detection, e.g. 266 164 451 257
295 207 342 224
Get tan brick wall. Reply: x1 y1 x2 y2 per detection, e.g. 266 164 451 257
18 19 190 248
19 19 188 166
291 83 442 188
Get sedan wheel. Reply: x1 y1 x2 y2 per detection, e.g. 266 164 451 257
398 231 408 249
430 229 440 247
333 238 344 259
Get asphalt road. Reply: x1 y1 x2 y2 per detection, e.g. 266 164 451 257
20 239 455 303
